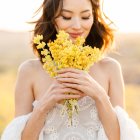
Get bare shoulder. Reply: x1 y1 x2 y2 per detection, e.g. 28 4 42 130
99 56 122 73
18 59 40 71
18 58 41 74
16 58 42 90
99 58 124 108
15 58 42 116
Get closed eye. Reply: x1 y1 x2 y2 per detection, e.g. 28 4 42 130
62 16 91 20
62 16 71 20
82 16 90 20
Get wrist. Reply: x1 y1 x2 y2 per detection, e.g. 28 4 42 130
94 89 110 103
33 102 50 117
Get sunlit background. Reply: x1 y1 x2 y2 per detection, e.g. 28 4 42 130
0 0 140 32
0 0 140 136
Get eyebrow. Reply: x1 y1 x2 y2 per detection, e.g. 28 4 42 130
62 9 91 13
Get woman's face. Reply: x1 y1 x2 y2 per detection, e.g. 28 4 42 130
54 0 94 42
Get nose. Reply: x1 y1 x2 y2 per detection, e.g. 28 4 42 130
72 18 81 29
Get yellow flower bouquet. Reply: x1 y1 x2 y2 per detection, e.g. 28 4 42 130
33 30 102 125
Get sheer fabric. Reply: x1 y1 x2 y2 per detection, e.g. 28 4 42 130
1 96 140 140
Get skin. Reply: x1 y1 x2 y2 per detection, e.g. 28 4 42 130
15 0 125 140
54 0 94 42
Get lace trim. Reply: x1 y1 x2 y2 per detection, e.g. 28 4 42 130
32 96 102 140
54 96 95 111
62 132 85 140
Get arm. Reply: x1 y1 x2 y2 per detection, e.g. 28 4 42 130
95 59 140 140
14 60 47 140
15 60 82 140
55 57 125 140
95 57 124 140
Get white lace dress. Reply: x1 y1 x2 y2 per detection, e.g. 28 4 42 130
1 96 140 140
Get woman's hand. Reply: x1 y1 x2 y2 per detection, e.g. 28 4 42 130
35 79 83 114
55 68 107 101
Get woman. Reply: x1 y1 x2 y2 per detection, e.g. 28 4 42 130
1 0 140 140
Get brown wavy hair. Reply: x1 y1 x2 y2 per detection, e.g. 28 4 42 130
31 0 115 62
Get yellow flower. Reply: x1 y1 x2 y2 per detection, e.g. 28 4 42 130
41 49 50 56
33 30 102 125
33 35 43 44
75 36 85 46
36 42 46 49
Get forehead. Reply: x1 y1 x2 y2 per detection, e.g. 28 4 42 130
62 0 92 11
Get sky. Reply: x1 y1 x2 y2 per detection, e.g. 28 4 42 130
0 0 140 32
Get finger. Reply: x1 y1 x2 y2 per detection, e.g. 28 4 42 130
55 83 66 89
52 87 84 95
61 94 81 100
61 87 84 95
56 77 85 85
55 72 79 79
61 83 83 91
53 94 81 102
52 81 66 89
56 68 83 74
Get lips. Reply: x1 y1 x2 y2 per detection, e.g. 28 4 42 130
69 32 83 38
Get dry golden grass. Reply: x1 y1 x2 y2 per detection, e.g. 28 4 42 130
125 85 140 126
0 71 15 134
0 70 140 135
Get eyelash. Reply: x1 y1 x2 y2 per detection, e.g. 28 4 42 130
62 16 90 20
62 16 71 20
82 17 90 20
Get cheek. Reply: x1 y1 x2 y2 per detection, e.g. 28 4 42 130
83 19 94 31
55 18 70 30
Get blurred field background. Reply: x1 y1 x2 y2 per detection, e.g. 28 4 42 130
0 30 140 136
